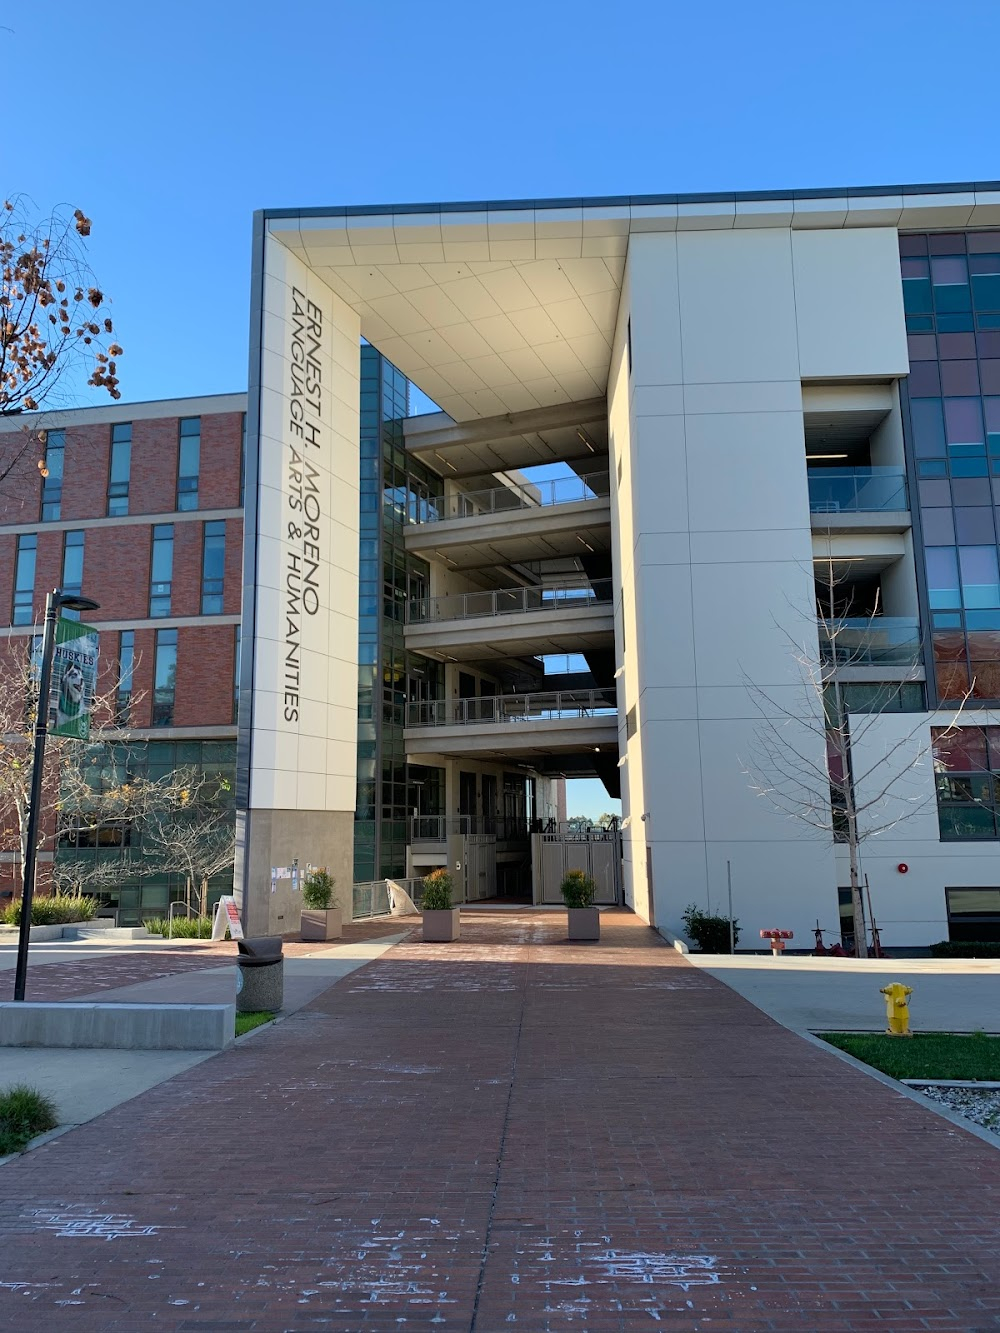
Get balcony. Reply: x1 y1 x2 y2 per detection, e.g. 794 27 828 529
404 580 615 661
404 689 619 760
818 617 923 673
404 472 612 570
410 815 530 844
808 468 910 536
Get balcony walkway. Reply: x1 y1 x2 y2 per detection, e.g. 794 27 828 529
405 689 618 759
1 909 998 1330
404 581 615 661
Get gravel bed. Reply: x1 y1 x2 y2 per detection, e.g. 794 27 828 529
914 1085 1000 1135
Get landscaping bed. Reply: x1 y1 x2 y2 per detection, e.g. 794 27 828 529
236 1011 276 1037
821 1032 1000 1138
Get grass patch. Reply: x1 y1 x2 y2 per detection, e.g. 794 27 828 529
235 1011 276 1037
822 1031 1000 1081
0 1085 58 1156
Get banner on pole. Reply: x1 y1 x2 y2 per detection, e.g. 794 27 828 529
49 619 99 740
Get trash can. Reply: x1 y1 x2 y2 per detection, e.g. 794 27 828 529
235 936 284 1013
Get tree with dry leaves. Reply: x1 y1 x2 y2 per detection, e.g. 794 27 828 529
0 196 123 491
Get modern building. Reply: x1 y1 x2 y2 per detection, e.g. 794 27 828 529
239 182 1000 947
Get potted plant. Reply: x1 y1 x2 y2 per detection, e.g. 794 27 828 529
300 868 342 941
421 868 460 942
561 869 600 940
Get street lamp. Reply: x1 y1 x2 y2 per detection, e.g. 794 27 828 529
13 588 100 1002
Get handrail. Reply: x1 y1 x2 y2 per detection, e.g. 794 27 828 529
167 899 201 941
405 688 617 728
410 470 611 523
410 815 532 841
406 579 614 624
807 467 908 514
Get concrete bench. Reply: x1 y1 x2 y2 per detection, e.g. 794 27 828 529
0 1003 235 1051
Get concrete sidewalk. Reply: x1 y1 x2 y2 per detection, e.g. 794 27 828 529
0 909 998 1330
690 952 1000 1033
0 932 408 1131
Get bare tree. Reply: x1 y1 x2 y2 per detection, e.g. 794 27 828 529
743 560 968 957
141 776 236 917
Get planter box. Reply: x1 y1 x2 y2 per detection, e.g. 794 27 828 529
422 908 461 942
300 908 343 942
567 907 600 941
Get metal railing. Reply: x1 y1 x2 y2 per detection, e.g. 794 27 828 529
406 579 613 624
808 468 908 514
412 470 611 523
410 815 531 843
818 617 922 667
352 876 427 919
406 689 617 728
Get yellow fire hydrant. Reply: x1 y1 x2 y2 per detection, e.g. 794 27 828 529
879 982 914 1037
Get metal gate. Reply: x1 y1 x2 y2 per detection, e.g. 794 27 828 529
463 834 497 901
532 828 622 905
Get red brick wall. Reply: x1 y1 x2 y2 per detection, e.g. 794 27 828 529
175 626 237 728
224 518 243 615
60 423 111 522
131 416 180 516
0 426 44 524
172 521 202 619
200 411 244 511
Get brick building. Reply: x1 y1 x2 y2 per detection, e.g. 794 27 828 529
0 394 245 922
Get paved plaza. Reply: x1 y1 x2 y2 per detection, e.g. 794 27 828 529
0 910 999 1330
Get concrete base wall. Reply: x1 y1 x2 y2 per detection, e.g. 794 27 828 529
240 808 354 935
0 1003 235 1051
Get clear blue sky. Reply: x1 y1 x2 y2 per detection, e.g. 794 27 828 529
9 0 999 816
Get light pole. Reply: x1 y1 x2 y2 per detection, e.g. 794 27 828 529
13 588 100 1002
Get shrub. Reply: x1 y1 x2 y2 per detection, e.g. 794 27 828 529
142 916 213 939
422 868 453 911
682 904 740 953
930 940 1000 959
302 868 337 910
0 1085 58 1156
1 894 98 927
560 869 596 909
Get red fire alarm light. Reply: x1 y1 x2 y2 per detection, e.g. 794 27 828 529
897 863 909 874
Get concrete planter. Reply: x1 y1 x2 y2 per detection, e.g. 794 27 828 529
422 908 461 942
567 907 600 941
300 908 343 941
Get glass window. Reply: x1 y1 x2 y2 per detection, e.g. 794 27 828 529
945 397 985 445
926 547 961 609
61 530 85 620
150 524 173 617
955 507 997 544
177 417 200 511
959 545 1000 608
910 398 946 457
108 423 131 516
921 508 956 544
239 413 246 508
152 629 178 726
41 430 65 521
201 520 225 614
116 630 134 725
12 534 37 625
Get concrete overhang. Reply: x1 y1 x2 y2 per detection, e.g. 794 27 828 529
811 510 912 537
403 399 608 478
403 715 618 759
262 181 1000 424
403 603 615 662
404 497 612 570
813 532 908 579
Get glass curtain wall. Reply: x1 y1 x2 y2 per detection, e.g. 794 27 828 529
354 347 444 880
900 230 1000 703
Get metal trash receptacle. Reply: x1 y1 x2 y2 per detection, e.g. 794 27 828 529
236 936 284 1013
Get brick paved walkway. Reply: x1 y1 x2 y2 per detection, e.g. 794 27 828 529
1 909 999 1331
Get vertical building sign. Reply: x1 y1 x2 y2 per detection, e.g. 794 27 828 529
239 229 361 836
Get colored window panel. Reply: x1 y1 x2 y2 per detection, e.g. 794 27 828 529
941 361 981 396
960 545 1000 608
945 397 984 444
955 507 997 543
908 361 941 396
937 659 972 699
932 725 986 770
926 547 961 608
907 334 937 360
938 331 977 359
952 477 993 505
921 508 956 544
919 480 952 507
910 398 946 457
932 256 972 312
971 661 1000 698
